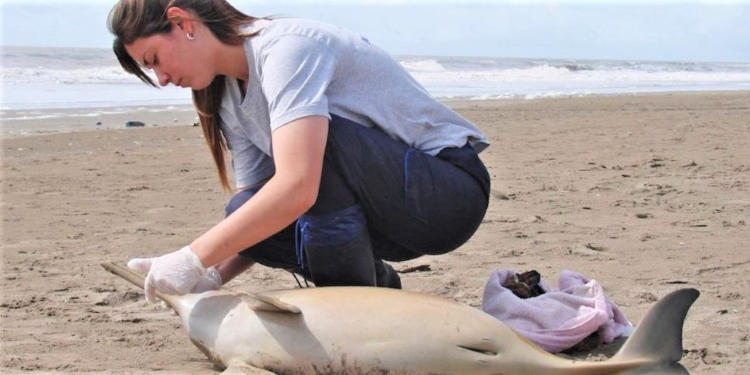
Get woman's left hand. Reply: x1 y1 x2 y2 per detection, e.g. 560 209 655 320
127 245 207 303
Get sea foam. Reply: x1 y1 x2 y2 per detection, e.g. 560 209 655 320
2 46 750 110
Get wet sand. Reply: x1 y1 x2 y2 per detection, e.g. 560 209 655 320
2 91 749 374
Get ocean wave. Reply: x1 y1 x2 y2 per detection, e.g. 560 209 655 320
398 58 447 73
1 66 150 85
403 63 750 85
1 109 130 121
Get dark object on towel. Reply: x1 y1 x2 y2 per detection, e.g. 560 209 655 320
125 121 145 127
502 270 546 299
562 332 602 354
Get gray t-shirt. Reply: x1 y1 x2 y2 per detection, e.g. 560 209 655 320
220 18 489 189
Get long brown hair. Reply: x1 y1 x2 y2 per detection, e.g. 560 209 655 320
108 0 261 191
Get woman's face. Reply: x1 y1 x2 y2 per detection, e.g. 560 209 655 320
125 23 215 90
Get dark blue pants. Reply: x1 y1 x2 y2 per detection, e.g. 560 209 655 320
226 115 490 288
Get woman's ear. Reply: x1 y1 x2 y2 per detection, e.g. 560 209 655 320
165 6 193 33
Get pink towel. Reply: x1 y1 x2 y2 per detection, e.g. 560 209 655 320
481 269 632 353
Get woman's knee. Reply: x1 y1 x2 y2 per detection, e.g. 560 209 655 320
397 200 487 257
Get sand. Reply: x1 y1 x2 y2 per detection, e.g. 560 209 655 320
2 91 749 374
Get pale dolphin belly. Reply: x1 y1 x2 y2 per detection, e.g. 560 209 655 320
190 287 520 374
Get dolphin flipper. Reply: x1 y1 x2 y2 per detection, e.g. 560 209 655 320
241 293 301 314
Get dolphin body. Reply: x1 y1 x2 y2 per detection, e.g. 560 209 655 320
102 262 698 375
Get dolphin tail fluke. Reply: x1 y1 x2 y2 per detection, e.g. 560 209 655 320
100 262 182 310
560 289 698 375
613 288 699 364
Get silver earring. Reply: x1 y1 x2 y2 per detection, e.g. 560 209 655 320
186 32 195 41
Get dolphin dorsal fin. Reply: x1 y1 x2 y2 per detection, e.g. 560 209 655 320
242 293 301 314
614 288 699 363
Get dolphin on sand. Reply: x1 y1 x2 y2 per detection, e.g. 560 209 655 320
102 262 698 375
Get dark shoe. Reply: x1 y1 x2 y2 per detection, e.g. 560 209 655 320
304 234 376 287
375 260 402 289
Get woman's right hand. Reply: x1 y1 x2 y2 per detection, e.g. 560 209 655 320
190 266 222 293
127 256 222 295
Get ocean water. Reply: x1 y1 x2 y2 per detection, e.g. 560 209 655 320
1 46 191 114
2 46 750 116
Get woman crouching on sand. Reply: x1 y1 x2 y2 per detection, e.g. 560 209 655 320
108 0 490 301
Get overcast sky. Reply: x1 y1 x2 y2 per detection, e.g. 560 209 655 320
1 0 749 62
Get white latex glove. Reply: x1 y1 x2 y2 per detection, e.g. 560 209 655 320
127 245 206 303
191 266 223 293
128 257 223 294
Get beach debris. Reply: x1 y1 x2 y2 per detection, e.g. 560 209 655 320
491 190 511 200
569 245 604 257
718 292 742 301
502 270 545 299
116 317 144 324
499 249 524 257
638 292 658 303
648 157 666 168
125 121 145 128
525 215 546 223
96 121 102 126
91 286 117 293
631 183 677 196
398 264 431 273
635 213 653 219
584 243 606 251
